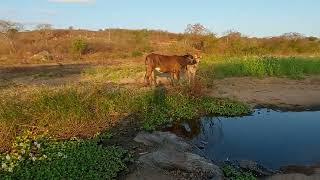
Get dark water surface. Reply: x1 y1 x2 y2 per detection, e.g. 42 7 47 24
170 109 320 170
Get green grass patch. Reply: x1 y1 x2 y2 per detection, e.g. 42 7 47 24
0 130 131 180
138 88 250 131
198 56 320 85
82 63 144 82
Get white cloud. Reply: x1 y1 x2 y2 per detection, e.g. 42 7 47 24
48 0 95 3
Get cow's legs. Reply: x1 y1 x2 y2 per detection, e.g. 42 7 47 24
153 71 158 86
144 66 153 86
170 72 175 86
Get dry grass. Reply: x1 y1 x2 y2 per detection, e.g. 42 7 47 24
1 28 319 65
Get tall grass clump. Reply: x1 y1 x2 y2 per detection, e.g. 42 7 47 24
138 87 250 131
198 56 320 82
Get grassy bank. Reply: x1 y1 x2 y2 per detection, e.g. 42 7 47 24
198 56 320 85
0 85 249 151
0 84 250 178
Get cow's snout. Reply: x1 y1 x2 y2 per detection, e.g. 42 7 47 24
191 59 197 64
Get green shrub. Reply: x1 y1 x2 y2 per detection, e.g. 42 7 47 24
131 49 143 57
71 38 88 56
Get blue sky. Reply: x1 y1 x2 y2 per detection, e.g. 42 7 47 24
1 0 319 37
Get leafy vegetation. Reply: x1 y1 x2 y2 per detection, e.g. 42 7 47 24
222 164 256 180
0 130 131 179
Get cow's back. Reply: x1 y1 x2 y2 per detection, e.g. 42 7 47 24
145 53 182 73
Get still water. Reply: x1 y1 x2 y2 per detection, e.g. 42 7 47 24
170 109 320 170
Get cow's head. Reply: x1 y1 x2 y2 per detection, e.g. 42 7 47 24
183 54 197 65
183 54 202 65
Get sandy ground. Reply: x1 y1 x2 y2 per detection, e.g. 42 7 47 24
208 76 320 110
1 63 320 110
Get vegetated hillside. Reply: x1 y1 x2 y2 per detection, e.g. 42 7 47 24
0 25 320 64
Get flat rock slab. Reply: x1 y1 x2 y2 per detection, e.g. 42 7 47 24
134 131 192 151
131 131 224 180
139 149 223 179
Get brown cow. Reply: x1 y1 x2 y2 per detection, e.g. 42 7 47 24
144 53 198 86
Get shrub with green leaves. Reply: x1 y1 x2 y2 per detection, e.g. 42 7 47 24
71 38 88 56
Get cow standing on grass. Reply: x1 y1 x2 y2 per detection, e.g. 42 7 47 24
144 53 199 86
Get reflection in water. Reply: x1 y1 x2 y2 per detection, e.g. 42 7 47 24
168 118 202 139
170 109 320 171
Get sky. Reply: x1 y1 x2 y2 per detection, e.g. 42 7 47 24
0 0 319 37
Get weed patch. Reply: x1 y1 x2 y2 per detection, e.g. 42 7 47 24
222 164 257 180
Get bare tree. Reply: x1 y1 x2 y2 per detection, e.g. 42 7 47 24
36 23 53 46
184 23 213 50
0 20 23 54
36 23 53 30
281 32 304 41
185 23 210 36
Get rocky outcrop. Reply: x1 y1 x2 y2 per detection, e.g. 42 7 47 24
131 131 224 180
139 149 223 178
30 51 53 62
134 131 192 151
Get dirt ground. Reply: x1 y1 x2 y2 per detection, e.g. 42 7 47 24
208 76 320 110
1 63 320 110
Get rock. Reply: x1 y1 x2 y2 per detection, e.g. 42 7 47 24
196 143 205 149
31 51 53 62
125 164 174 180
236 160 274 176
266 173 320 180
181 122 191 133
134 131 192 151
139 149 223 179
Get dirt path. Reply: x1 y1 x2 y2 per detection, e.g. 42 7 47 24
208 76 320 110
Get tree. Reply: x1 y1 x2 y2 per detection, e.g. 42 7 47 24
0 20 23 54
184 23 213 51
71 38 88 57
185 23 210 36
